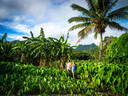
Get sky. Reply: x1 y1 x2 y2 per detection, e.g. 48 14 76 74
0 0 128 46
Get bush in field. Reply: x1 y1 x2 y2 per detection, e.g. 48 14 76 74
108 33 128 63
76 61 128 96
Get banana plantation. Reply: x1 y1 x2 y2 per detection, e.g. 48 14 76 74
0 0 128 96
0 28 72 68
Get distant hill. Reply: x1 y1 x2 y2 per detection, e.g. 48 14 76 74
10 40 21 44
75 43 97 50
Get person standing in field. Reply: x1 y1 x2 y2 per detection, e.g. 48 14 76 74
72 62 76 78
66 60 71 73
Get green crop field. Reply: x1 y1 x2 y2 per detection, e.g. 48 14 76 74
0 61 128 95
0 0 128 95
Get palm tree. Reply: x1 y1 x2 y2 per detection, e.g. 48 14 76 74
68 0 128 61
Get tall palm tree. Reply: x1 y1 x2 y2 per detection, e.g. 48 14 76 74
68 0 128 61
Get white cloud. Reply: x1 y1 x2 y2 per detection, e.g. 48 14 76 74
30 22 68 38
8 34 25 41
0 0 127 46
5 21 127 46
13 24 30 34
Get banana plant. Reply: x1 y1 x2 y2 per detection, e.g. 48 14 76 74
23 31 39 65
23 31 35 43
47 37 61 68
0 33 13 61
13 41 26 63
28 28 47 66
57 33 72 68
0 33 7 44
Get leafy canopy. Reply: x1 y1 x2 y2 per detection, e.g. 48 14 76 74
68 0 128 43
108 33 128 62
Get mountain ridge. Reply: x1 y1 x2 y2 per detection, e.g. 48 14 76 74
75 43 97 50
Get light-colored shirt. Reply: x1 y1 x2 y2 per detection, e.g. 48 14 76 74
67 62 71 70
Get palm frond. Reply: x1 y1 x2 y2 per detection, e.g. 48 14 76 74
104 0 118 15
116 6 128 12
108 12 128 20
86 0 96 12
108 21 128 31
94 31 98 39
68 23 90 32
76 28 86 44
68 17 92 23
108 6 128 15
71 4 89 16
93 0 102 13
76 23 94 44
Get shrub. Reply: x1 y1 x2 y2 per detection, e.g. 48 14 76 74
76 61 128 96
108 33 128 63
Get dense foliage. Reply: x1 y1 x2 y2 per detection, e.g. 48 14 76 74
0 33 14 61
76 61 128 96
68 0 128 61
0 29 73 68
102 36 117 56
108 33 128 63
0 62 92 95
1 61 128 95
0 0 128 95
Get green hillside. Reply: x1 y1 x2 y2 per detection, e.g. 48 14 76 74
75 43 97 50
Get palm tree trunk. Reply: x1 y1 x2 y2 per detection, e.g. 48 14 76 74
99 32 103 62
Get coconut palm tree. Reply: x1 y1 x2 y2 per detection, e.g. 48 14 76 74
68 0 128 61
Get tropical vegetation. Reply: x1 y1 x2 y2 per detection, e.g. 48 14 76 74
68 0 128 61
0 0 128 95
